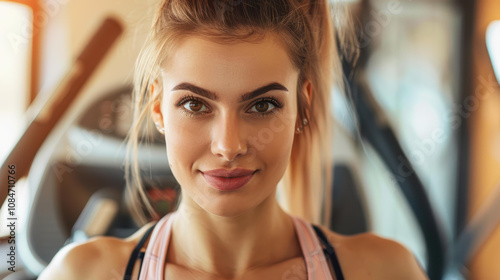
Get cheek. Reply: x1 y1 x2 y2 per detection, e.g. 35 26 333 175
163 110 208 175
264 129 294 165
244 114 296 171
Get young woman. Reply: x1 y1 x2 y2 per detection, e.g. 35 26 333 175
39 0 428 279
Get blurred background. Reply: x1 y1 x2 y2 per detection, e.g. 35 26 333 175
0 0 499 279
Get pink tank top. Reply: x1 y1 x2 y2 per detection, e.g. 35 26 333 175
138 211 335 280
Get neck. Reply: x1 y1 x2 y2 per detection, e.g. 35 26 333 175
167 192 302 278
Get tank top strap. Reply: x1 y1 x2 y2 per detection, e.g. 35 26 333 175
290 215 336 280
123 221 157 280
138 211 177 280
312 225 344 280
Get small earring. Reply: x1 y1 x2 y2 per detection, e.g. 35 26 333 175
155 122 165 134
295 118 308 134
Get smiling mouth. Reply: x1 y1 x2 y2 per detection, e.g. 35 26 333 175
201 171 257 191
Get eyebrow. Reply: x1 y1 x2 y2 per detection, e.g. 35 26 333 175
171 82 288 102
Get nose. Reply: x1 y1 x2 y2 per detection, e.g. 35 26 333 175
211 112 248 162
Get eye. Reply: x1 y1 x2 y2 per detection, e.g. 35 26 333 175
183 100 208 113
175 95 211 116
247 97 283 117
249 101 275 113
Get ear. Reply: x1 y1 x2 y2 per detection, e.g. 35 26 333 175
301 79 312 108
150 80 164 127
300 79 312 120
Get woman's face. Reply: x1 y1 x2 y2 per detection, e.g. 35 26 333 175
152 34 310 217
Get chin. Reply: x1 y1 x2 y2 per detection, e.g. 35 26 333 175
199 199 253 218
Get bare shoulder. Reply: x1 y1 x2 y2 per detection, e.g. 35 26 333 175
38 222 156 280
315 225 428 279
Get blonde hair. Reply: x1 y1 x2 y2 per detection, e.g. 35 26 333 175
124 0 358 227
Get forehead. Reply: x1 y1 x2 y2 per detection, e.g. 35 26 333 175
160 34 298 93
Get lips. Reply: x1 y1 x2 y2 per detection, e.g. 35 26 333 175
201 168 257 191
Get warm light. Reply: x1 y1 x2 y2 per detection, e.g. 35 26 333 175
0 2 33 162
486 20 500 85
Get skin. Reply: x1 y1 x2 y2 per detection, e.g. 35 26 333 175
153 33 305 278
38 33 429 280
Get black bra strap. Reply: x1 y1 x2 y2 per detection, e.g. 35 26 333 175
312 224 345 280
123 222 158 280
137 251 146 278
